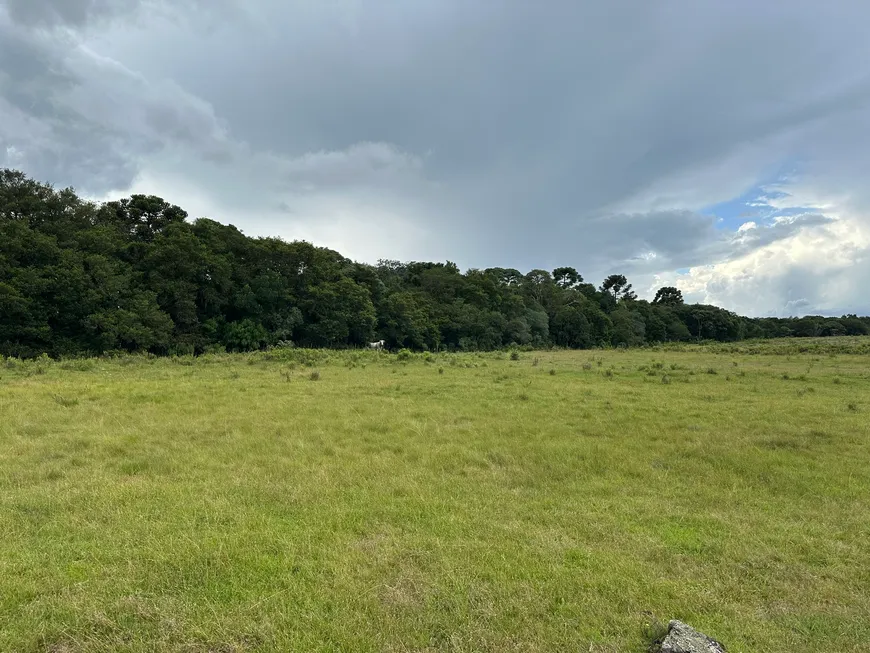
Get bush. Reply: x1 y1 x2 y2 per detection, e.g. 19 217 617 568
397 348 412 361
309 370 321 381
510 350 521 361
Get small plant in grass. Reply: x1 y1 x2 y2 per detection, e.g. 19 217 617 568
661 375 671 385
397 349 412 361
510 350 521 361
532 357 539 367
438 367 444 375
646 369 657 377
847 402 858 412
603 369 614 378
782 373 790 380
732 361 739 367
52 394 79 408
308 370 321 381
706 367 718 375
518 392 529 401
833 377 842 384
582 362 592 370
549 368 556 376
641 615 669 653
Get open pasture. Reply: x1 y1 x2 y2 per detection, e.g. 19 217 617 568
1 339 869 651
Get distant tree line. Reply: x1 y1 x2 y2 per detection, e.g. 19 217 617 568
1 169 868 358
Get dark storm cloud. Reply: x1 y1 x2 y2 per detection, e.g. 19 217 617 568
3 0 139 26
2 0 870 314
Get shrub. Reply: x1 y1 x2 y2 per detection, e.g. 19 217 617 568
60 359 96 372
549 369 556 376
582 362 592 370
661 375 671 385
706 367 718 375
397 349 412 361
438 367 444 375
510 350 521 361
309 370 321 381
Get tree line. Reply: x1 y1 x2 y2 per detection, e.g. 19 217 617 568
1 169 868 358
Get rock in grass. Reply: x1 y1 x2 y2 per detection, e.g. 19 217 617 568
661 620 726 653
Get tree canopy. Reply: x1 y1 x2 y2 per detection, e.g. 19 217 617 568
1 169 867 358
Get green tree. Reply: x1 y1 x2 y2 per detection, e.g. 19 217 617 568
600 274 637 302
652 286 684 305
553 266 582 289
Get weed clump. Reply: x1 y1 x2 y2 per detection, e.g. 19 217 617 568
308 370 321 381
397 349 412 361
52 394 79 408
510 350 521 361
549 369 556 376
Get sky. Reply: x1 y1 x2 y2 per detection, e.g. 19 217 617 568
2 0 870 317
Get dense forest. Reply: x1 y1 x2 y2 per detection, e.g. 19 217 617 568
1 169 868 358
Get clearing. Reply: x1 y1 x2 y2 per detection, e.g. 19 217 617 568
1 339 868 651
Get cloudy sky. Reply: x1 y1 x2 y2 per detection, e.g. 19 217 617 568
2 0 870 316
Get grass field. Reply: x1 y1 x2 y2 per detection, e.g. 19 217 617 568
1 339 869 652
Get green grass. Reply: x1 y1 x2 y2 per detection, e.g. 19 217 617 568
1 339 869 652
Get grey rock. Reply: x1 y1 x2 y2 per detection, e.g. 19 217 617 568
661 620 726 653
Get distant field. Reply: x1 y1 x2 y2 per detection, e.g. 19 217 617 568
1 339 869 652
